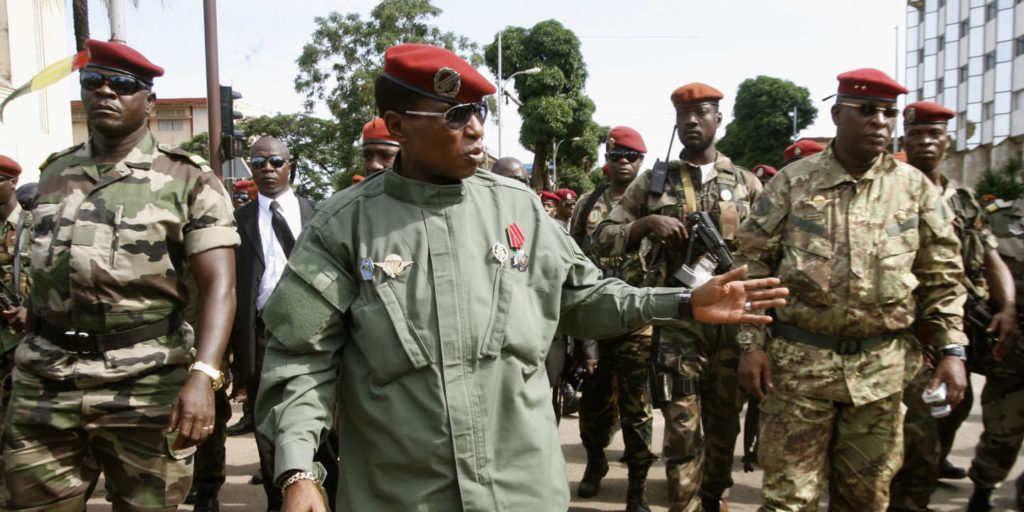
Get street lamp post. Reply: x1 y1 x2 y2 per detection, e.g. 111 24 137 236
496 66 541 159
551 136 580 189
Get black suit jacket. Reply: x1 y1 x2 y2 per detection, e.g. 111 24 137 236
231 194 316 385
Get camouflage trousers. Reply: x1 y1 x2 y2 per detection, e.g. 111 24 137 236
968 367 1024 489
0 363 194 511
578 334 656 466
0 349 13 440
190 386 231 494
661 322 742 512
759 390 905 511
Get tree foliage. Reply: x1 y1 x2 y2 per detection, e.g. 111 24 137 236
718 76 817 169
976 156 1024 200
484 20 601 190
294 0 481 176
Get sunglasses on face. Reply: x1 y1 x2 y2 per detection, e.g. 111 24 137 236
79 70 150 96
838 102 900 119
251 156 287 169
608 150 642 163
403 101 489 131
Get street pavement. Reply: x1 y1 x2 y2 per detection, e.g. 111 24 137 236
86 374 1022 511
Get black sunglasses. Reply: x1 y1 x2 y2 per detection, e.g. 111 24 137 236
608 150 642 163
251 156 287 169
79 70 150 96
403 101 489 131
838 102 900 119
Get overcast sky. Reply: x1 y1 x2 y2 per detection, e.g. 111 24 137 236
67 0 908 167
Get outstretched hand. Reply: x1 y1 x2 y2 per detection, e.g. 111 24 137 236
691 265 788 324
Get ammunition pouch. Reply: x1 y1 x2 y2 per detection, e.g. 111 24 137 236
648 327 698 409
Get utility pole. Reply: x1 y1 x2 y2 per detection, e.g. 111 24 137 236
792 107 798 138
497 30 503 159
204 0 223 178
107 0 126 43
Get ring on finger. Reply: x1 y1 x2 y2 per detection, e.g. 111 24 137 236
744 301 751 311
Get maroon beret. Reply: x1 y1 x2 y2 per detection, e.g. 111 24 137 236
836 68 907 102
753 165 777 179
84 39 164 84
607 126 647 153
903 101 955 125
555 188 577 202
0 155 21 178
538 191 561 204
382 44 496 105
362 117 398 146
784 139 825 164
231 179 252 192
671 83 723 108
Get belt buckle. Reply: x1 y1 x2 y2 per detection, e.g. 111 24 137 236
835 337 862 356
63 330 93 354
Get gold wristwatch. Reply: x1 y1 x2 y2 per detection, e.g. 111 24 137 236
189 360 225 391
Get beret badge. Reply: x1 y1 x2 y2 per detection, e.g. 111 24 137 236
905 107 916 123
434 67 461 99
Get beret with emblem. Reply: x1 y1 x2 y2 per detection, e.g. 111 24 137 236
382 43 496 105
84 39 164 84
555 188 577 202
231 179 252 193
835 68 907 102
671 83 723 108
0 155 21 179
362 117 398 146
784 139 825 164
607 126 647 153
538 190 561 204
903 101 955 125
752 164 777 179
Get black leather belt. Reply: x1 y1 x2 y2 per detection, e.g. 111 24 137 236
773 322 903 356
34 312 184 354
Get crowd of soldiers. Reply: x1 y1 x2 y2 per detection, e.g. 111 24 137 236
0 34 1019 512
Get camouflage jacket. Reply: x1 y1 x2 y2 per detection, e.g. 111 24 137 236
733 146 967 405
18 132 239 385
986 198 1024 306
0 203 31 354
941 176 998 301
592 152 761 287
570 186 648 285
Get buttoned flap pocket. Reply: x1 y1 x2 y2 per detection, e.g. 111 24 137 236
350 280 433 385
479 267 515 358
718 201 740 240
780 225 834 306
877 227 921 305
31 199 63 268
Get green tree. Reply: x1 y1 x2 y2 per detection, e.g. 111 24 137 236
718 75 817 169
484 20 602 190
294 0 481 175
976 157 1024 200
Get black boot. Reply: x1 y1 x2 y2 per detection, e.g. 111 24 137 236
193 491 220 512
576 448 608 498
939 459 967 480
625 463 650 512
702 496 728 512
226 410 254 436
967 487 994 512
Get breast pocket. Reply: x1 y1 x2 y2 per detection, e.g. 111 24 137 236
31 200 63 268
780 224 834 306
349 280 433 386
877 228 921 305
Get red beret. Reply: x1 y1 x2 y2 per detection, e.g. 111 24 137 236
555 188 577 202
836 68 907 102
607 126 647 153
362 117 398 146
382 44 496 105
753 165 777 179
0 155 21 178
903 101 955 125
671 83 723 108
892 151 908 162
231 179 252 192
84 39 163 84
602 164 610 176
538 191 561 204
784 139 825 163
352 174 366 184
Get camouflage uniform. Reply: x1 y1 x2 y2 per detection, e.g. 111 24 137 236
571 187 656 469
967 197 1024 493
890 177 995 511
594 152 761 510
0 133 239 511
0 202 31 439
734 146 967 510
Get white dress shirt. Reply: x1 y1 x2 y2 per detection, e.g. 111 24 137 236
256 188 302 310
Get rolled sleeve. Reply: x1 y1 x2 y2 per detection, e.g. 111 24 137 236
184 226 240 256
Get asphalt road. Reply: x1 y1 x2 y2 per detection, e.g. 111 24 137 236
86 374 1022 511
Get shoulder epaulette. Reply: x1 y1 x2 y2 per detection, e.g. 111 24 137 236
39 143 84 171
158 144 211 170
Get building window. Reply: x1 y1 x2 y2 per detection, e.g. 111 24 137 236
938 34 945 48
961 19 970 37
1017 36 1024 57
984 101 994 120
960 64 969 82
985 51 997 70
937 77 945 90
157 119 183 131
986 2 997 21
920 49 926 64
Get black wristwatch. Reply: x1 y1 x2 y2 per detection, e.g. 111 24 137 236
940 344 967 362
677 290 693 319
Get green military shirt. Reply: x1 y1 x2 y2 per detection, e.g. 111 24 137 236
733 146 967 405
0 203 31 354
940 176 998 300
256 168 686 512
986 198 1024 306
16 133 239 387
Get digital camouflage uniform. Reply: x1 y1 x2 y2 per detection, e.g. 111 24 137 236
967 197 1024 493
734 146 967 511
594 152 762 510
570 186 656 471
0 133 239 511
0 202 31 439
889 177 995 511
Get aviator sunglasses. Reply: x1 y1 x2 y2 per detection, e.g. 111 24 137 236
838 102 900 119
403 101 489 131
79 70 150 96
251 156 288 169
608 150 642 163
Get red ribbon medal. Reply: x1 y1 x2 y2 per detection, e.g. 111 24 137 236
506 223 529 271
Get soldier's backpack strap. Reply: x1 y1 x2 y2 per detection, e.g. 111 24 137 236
679 164 698 216
570 183 609 247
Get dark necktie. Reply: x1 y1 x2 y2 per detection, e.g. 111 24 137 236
270 200 295 257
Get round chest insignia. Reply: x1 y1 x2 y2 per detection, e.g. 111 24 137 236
720 189 733 201
434 67 461 99
588 210 603 224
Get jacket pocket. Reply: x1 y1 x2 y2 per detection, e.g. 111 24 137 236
780 227 834 306
877 228 921 305
350 280 433 385
479 268 515 358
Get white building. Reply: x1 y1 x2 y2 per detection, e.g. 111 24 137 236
905 0 1024 185
0 0 73 184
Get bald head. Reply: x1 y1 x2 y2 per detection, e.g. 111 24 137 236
492 157 528 186
250 136 292 199
251 136 290 160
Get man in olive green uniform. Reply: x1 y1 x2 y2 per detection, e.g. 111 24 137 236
593 83 762 512
889 102 1018 512
0 40 238 511
736 69 969 511
0 154 31 440
254 43 789 512
571 126 655 511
